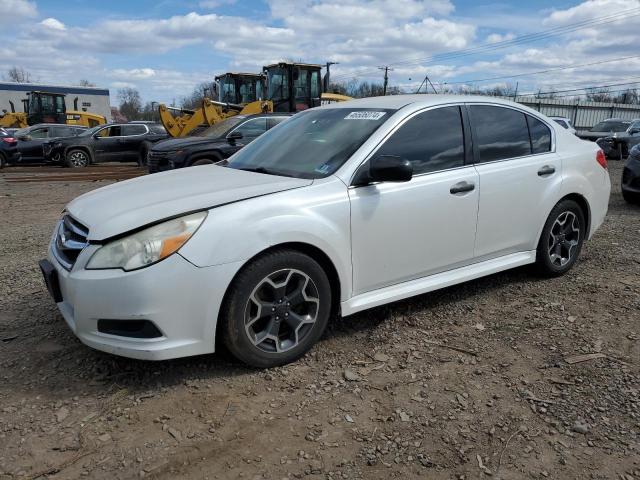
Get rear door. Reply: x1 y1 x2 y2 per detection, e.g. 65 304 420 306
469 104 560 260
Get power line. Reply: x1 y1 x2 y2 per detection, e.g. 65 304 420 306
433 55 640 86
520 80 640 97
331 7 640 81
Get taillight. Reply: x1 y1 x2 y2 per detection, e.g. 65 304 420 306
1 137 16 144
596 149 607 170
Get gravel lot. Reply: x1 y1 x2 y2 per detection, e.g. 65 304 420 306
0 162 638 480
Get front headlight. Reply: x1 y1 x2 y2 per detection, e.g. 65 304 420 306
86 211 207 271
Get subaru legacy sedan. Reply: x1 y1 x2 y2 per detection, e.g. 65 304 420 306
40 95 611 368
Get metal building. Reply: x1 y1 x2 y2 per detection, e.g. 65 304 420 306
0 82 111 122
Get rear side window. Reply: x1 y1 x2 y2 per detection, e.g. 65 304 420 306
233 118 268 140
376 106 465 175
122 124 147 136
527 115 552 154
469 105 530 162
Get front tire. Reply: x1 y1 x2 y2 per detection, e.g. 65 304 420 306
0 152 6 169
622 190 640 204
65 149 89 168
536 199 585 276
220 249 332 368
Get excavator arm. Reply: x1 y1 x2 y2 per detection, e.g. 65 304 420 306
160 98 273 138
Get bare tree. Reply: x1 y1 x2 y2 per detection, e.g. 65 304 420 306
117 87 142 121
585 87 612 103
4 67 33 83
77 79 96 87
181 82 215 110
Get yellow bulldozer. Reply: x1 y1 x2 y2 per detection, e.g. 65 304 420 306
0 91 106 129
158 64 352 137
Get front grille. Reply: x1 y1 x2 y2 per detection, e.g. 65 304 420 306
148 151 169 173
52 215 89 270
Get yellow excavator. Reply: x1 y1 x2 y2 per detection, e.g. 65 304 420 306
0 91 106 128
159 65 352 137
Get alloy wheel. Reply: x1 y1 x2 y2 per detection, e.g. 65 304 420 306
69 151 88 167
547 211 580 267
244 268 320 353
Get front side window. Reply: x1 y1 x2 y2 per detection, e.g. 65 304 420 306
267 67 288 101
231 118 267 141
469 105 531 163
30 128 49 139
227 108 395 179
376 106 465 175
527 115 552 154
97 126 122 137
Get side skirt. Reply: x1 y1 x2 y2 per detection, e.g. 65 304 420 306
341 251 536 316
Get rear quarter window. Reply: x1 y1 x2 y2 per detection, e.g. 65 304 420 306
527 115 552 154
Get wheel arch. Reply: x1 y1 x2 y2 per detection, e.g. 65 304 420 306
218 242 343 327
537 192 591 248
65 145 93 163
188 149 223 166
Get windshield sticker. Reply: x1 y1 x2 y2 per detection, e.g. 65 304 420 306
344 111 387 120
314 163 331 174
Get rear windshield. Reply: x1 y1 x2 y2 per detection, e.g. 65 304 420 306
590 121 630 132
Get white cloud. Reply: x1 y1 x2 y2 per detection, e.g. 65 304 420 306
111 68 157 80
486 32 515 44
40 18 66 31
0 0 36 25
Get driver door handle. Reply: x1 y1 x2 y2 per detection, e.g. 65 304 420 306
537 165 556 176
450 181 475 195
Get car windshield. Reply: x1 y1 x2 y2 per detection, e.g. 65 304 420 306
226 108 395 179
14 127 30 137
78 125 103 137
590 121 630 132
201 116 246 138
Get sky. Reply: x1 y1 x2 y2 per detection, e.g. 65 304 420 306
1 0 639 106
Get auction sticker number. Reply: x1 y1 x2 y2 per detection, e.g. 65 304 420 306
344 111 387 120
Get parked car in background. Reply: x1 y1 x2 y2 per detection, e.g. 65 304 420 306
43 123 168 167
622 143 640 204
577 118 632 142
40 95 611 368
550 116 576 135
148 114 291 173
596 119 640 160
14 123 86 163
0 127 20 168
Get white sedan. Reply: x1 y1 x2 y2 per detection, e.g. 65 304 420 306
40 95 611 368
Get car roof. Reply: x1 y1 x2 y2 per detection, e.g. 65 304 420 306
320 94 541 110
28 123 84 128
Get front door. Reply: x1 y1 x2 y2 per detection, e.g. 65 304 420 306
93 125 126 162
349 105 479 295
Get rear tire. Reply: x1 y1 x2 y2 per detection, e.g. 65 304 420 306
65 149 89 168
220 249 332 368
535 199 586 277
0 152 6 169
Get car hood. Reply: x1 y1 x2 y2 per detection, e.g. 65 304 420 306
153 137 222 151
66 165 312 241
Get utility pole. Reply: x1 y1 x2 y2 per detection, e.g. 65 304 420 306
378 66 393 96
325 62 338 91
513 81 518 101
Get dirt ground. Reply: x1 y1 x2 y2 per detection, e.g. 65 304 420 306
0 162 638 480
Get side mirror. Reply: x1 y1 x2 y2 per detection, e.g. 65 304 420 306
354 155 413 186
17 135 31 141
227 131 243 142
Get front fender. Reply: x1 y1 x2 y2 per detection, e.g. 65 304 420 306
179 178 352 301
